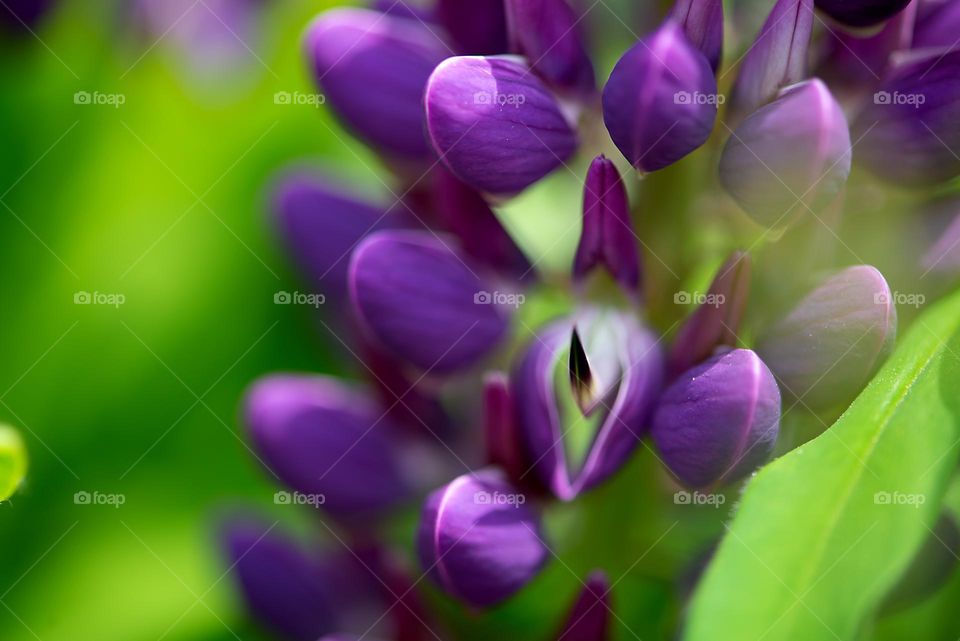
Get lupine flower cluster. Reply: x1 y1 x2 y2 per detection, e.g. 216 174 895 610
220 0 960 639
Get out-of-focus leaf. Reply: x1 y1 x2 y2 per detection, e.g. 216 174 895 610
0 425 26 501
685 289 960 641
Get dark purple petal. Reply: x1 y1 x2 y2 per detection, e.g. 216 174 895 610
425 55 579 195
220 519 337 641
815 0 913 27
504 0 596 95
362 343 451 436
602 20 718 172
554 571 611 641
755 265 897 410
416 470 548 607
350 231 512 373
720 79 851 228
652 349 781 488
1 0 53 30
306 8 450 160
436 0 508 55
371 0 433 22
670 0 724 73
667 251 751 378
573 155 641 296
729 0 814 117
513 309 664 500
271 170 388 301
914 0 960 49
853 48 960 187
245 375 409 518
484 372 527 483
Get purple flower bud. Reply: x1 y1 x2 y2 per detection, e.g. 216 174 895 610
667 251 751 378
220 519 337 641
815 0 913 27
602 20 718 173
245 375 409 518
914 0 960 49
651 349 781 488
729 0 814 117
504 0 596 95
853 48 960 187
436 0 508 55
513 309 663 500
670 0 724 73
755 266 897 410
416 470 549 607
425 55 579 195
306 8 450 160
349 231 512 373
720 79 851 228
573 155 641 296
553 571 611 641
484 372 527 483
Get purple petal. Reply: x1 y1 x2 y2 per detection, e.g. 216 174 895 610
602 20 718 172
573 155 641 295
244 375 409 518
853 48 960 187
554 571 611 641
729 0 814 117
651 349 781 488
720 79 851 228
484 372 528 483
667 251 751 378
416 470 549 607
670 0 724 73
436 0 508 55
306 8 450 160
349 231 512 373
755 265 897 410
815 0 913 27
1 0 53 30
504 0 596 95
425 55 579 195
914 0 960 49
513 309 664 500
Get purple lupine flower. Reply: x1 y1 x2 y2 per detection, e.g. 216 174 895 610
417 470 549 607
652 348 781 488
552 571 611 641
670 0 724 73
573 155 641 296
720 79 851 228
853 48 960 187
244 375 410 519
349 230 513 373
729 0 814 118
667 251 751 379
602 20 718 173
513 309 663 500
755 265 897 410
425 55 579 195
815 0 913 27
504 0 596 96
306 8 450 161
436 0 508 55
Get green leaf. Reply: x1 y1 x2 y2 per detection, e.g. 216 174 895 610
0 425 26 501
684 290 960 641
